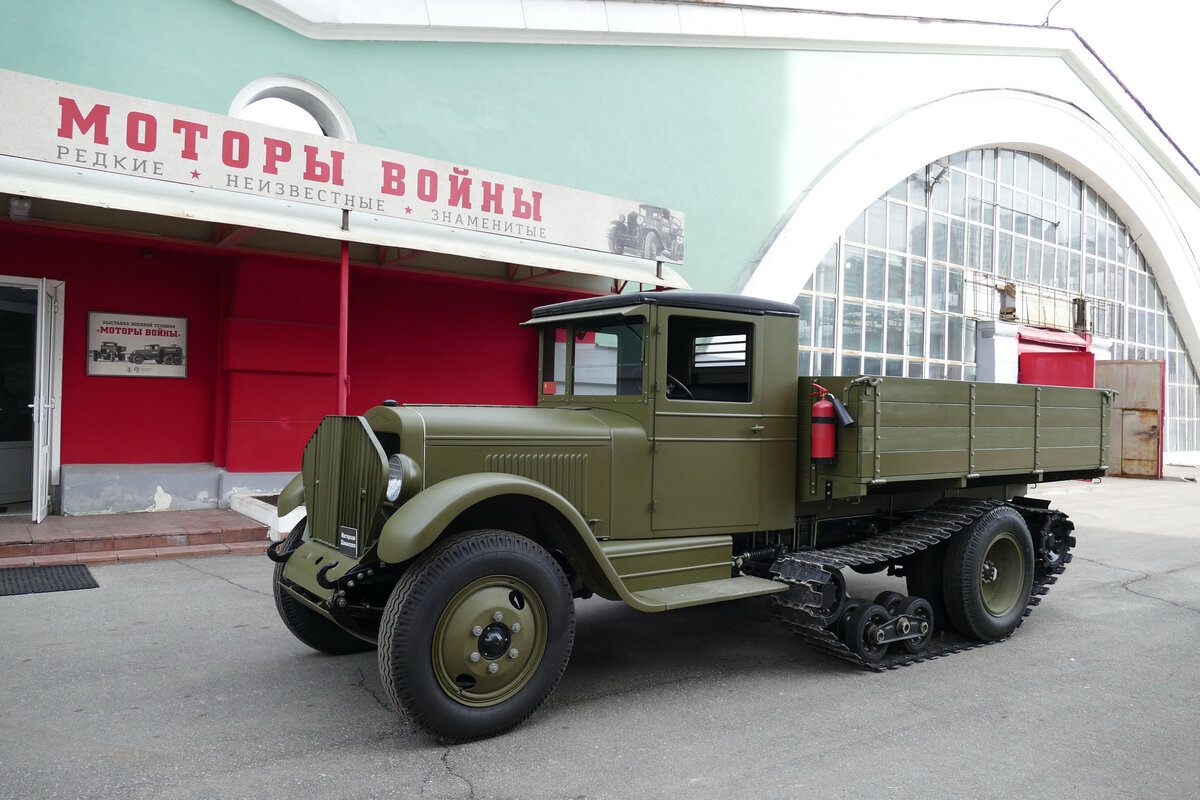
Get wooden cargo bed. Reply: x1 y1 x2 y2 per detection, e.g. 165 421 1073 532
799 376 1113 501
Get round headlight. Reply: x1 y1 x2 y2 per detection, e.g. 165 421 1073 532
385 453 420 503
386 455 406 502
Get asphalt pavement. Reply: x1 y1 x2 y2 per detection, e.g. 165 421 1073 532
2 468 1198 800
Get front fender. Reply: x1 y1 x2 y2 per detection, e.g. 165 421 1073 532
376 473 648 608
276 473 304 517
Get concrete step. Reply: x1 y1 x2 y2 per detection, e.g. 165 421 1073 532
0 508 269 568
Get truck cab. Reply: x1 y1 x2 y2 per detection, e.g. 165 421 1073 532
525 291 800 536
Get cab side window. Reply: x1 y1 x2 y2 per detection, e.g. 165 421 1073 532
572 317 645 396
665 316 752 402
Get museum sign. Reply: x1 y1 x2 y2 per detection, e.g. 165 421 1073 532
0 69 684 263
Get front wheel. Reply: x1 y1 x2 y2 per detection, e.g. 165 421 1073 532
942 505 1035 641
608 225 625 254
642 232 661 260
378 530 575 743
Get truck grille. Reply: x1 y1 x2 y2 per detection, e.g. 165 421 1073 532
302 416 387 555
485 453 588 511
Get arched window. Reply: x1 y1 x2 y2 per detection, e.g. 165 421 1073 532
795 148 1200 452
229 75 356 141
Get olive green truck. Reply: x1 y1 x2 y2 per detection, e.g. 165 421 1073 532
268 291 1112 742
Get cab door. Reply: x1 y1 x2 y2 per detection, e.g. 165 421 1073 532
651 310 762 532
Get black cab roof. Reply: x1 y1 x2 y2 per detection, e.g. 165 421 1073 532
530 291 799 319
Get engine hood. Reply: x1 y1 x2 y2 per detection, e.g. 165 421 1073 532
404 404 619 444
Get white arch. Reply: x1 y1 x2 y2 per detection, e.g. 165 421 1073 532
229 74 358 141
740 88 1200 368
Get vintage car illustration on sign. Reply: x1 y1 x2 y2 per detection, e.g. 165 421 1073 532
607 204 684 262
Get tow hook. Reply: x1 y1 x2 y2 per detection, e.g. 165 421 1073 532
316 561 341 589
266 539 301 563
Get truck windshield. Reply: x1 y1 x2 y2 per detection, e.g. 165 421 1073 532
541 315 645 397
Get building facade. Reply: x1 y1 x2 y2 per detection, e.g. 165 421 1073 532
2 0 1198 518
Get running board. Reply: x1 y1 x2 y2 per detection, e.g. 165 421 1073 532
630 575 787 611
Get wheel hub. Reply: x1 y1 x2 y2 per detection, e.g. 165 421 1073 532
432 576 548 707
478 622 511 660
980 532 1026 617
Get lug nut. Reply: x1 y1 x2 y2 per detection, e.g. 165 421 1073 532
873 628 886 644
897 618 910 635
509 648 519 659
346 580 355 588
472 625 483 636
511 623 521 634
919 621 930 634
493 611 504 622
488 663 499 674
469 652 481 663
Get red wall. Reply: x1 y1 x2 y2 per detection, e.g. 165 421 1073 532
347 270 567 412
218 254 340 472
0 226 225 464
2 224 588 474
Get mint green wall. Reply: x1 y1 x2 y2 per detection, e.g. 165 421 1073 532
7 3 1171 297
1 0 797 291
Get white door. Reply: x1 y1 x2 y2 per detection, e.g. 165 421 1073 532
31 279 64 522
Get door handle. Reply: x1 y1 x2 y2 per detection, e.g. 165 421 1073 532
750 424 765 434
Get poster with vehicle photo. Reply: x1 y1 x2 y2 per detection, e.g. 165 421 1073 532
86 312 187 378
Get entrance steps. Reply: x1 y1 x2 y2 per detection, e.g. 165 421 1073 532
0 508 268 568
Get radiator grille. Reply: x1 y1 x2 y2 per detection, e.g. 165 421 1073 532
302 416 387 554
484 453 587 511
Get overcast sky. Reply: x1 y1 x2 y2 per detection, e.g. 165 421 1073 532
769 0 1200 167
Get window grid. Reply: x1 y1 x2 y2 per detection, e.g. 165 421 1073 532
795 147 1200 452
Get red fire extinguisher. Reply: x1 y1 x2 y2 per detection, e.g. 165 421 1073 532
810 382 854 465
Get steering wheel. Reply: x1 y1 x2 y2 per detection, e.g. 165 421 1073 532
665 374 694 400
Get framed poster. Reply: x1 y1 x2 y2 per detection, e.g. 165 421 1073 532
86 312 187 377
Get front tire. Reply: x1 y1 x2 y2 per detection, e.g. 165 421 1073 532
378 530 575 743
942 505 1035 641
642 232 661 259
273 519 375 655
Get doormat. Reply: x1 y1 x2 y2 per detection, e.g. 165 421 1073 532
0 565 99 597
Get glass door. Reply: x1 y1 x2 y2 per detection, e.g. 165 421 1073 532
0 276 62 522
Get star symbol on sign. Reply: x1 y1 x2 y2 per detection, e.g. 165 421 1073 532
404 206 412 214
190 170 201 179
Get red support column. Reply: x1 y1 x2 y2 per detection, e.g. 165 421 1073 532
338 239 349 414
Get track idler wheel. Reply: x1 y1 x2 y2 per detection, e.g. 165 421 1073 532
810 569 848 627
839 594 937 663
896 596 934 654
873 590 907 616
845 603 891 664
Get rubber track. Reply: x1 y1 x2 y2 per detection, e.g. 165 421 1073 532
769 497 1070 672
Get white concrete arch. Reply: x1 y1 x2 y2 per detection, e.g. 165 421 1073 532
740 88 1200 366
229 74 358 141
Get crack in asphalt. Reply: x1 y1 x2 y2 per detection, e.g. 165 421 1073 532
440 748 477 800
1073 555 1200 613
174 559 270 597
353 665 392 712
